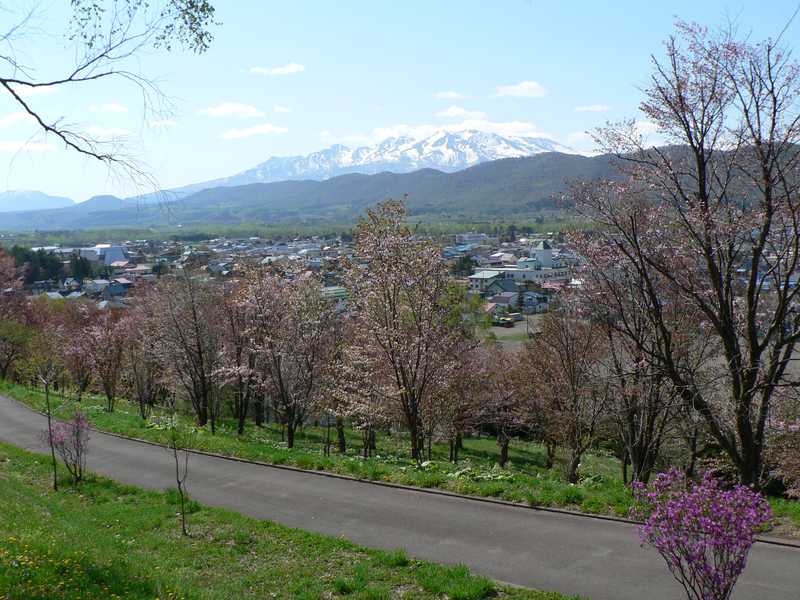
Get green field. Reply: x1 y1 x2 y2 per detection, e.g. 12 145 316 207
2 380 798 538
0 441 579 600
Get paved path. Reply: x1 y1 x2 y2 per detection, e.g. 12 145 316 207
0 394 797 600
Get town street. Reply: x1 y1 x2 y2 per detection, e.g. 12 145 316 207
0 394 797 600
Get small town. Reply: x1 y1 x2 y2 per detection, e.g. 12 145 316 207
12 231 578 331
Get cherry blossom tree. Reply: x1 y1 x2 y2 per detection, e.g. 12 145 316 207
478 346 530 469
575 22 800 487
243 270 339 449
145 274 222 429
121 308 164 420
587 295 682 484
0 249 20 308
523 306 608 483
344 200 465 461
332 320 393 459
216 281 258 435
56 301 99 401
432 343 485 463
84 309 128 412
46 411 90 485
0 319 32 381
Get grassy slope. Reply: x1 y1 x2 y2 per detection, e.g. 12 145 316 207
2 380 798 537
0 442 579 600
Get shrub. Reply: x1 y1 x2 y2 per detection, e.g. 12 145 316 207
44 411 90 484
631 469 772 600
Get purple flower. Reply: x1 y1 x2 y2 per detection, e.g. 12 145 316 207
631 469 771 600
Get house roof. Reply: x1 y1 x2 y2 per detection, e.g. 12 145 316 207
489 292 517 305
469 270 500 280
488 278 519 293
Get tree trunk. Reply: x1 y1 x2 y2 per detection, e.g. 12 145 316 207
44 384 58 491
196 401 208 427
410 430 421 461
498 433 510 468
237 409 246 436
209 392 216 435
363 427 371 459
254 394 264 427
685 426 699 479
286 422 295 449
545 441 556 470
567 452 581 484
622 453 629 485
325 419 331 456
336 417 346 454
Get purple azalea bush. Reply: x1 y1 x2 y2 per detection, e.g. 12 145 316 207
43 411 90 484
631 469 772 600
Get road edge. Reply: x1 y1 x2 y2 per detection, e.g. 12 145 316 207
4 393 799 551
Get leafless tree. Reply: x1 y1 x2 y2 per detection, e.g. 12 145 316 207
575 21 800 487
0 1 217 185
524 306 608 483
145 273 222 430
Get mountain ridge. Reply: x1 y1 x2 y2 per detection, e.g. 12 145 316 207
0 152 617 231
156 129 577 199
0 190 75 213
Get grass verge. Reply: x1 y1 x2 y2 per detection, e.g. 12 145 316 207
2 380 798 539
0 441 580 600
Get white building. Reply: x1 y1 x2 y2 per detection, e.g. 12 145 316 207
474 263 569 284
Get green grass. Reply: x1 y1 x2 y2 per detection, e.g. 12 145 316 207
3 380 798 539
0 441 579 600
771 497 800 528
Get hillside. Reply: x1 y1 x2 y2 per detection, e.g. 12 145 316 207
0 190 74 213
0 153 617 231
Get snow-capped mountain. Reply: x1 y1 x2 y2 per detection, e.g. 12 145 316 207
171 130 574 197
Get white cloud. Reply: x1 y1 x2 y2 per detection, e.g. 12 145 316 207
91 102 129 114
273 105 292 113
435 105 487 120
434 90 465 100
493 80 547 98
198 102 264 118
0 112 33 128
373 119 552 142
249 62 305 76
574 104 611 113
0 140 55 152
221 123 288 140
319 130 332 139
87 126 131 138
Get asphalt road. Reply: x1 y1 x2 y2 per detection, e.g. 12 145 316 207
0 394 798 600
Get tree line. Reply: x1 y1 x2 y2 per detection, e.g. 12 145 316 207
0 198 798 495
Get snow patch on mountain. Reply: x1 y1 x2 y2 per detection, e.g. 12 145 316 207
172 129 575 196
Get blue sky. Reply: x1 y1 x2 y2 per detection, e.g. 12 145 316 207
1 0 799 201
